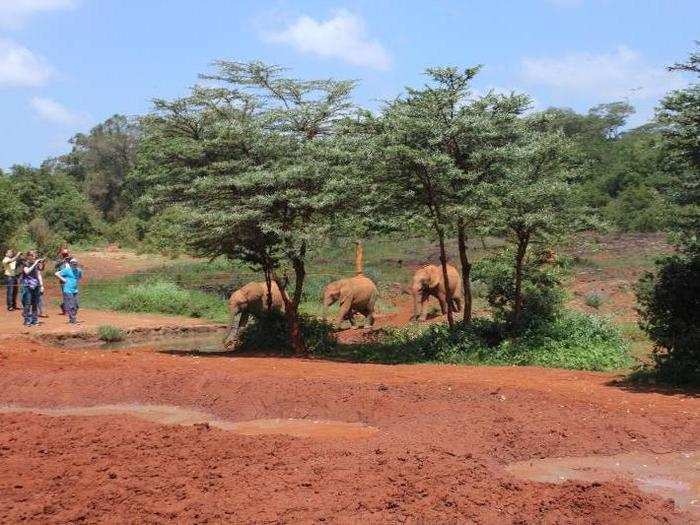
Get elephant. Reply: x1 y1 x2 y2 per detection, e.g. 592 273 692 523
225 281 287 346
410 264 463 322
322 275 378 328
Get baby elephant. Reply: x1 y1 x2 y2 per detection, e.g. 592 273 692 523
411 264 463 322
323 275 378 328
225 281 287 346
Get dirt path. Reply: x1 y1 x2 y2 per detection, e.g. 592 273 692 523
0 338 697 523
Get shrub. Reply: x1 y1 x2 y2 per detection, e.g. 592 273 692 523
235 310 337 355
603 185 672 232
473 249 565 331
26 218 65 256
584 292 604 309
39 190 103 243
342 310 630 372
98 325 125 343
105 216 146 248
635 251 700 384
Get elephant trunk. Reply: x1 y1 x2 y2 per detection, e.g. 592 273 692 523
321 290 335 320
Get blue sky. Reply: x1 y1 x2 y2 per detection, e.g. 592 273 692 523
1 0 697 169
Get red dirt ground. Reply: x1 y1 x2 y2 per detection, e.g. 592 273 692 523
1 337 698 523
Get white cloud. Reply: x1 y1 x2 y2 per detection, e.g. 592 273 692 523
265 10 391 70
30 96 87 125
0 38 52 87
521 46 684 101
0 0 76 28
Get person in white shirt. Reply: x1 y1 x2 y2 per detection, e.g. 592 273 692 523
3 249 21 311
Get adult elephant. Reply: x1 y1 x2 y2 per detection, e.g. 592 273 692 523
322 275 378 328
410 264 462 322
225 281 287 347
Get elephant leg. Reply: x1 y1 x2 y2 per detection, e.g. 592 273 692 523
365 297 376 327
419 291 430 322
452 295 462 313
436 290 448 316
225 310 246 347
336 300 352 328
237 310 250 333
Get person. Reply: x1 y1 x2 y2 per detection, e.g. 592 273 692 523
20 251 44 326
36 257 48 318
3 249 21 311
55 248 70 315
56 258 82 324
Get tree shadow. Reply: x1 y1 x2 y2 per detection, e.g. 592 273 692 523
605 377 700 398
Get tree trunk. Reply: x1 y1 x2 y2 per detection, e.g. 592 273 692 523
436 227 455 328
456 221 472 323
513 232 529 330
273 243 307 355
263 264 273 312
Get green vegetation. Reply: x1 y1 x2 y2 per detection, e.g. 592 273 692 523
322 311 630 372
97 325 126 343
633 47 700 385
584 292 604 309
636 252 699 384
235 310 337 355
82 280 229 324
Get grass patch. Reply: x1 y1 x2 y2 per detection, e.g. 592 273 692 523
83 280 229 323
97 325 126 343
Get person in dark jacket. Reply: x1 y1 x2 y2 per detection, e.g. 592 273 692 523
20 251 44 326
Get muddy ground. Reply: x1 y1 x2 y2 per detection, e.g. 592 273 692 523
1 337 698 523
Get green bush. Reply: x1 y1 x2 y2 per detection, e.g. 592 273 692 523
603 185 672 232
473 249 566 331
105 216 146 248
26 218 66 257
39 190 103 243
635 251 700 384
584 292 604 309
353 310 631 372
98 325 125 342
235 310 337 355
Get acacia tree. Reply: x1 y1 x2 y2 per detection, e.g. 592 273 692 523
488 114 590 329
425 69 529 321
368 67 528 324
657 43 700 249
137 61 355 353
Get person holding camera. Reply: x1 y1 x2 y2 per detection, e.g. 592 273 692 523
20 251 44 326
55 248 70 315
55 258 83 324
3 249 22 311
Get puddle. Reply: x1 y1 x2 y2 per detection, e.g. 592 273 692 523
103 333 228 354
0 404 378 439
507 450 699 517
